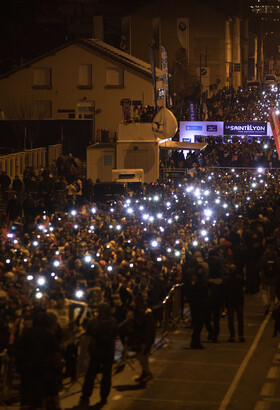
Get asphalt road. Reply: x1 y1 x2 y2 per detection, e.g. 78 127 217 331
3 293 280 410
58 293 280 410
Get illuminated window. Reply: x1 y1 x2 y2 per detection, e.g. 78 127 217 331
33 67 52 88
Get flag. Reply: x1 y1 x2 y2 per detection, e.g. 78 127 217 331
149 46 157 112
121 98 131 122
269 107 280 160
161 45 169 108
152 17 160 52
177 18 189 50
120 16 131 52
93 16 104 40
189 100 196 121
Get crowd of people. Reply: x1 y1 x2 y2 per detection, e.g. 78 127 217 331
1 161 280 407
2 82 280 408
193 84 280 122
168 136 280 170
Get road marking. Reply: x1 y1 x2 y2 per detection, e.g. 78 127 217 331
267 366 279 379
218 348 248 352
219 313 271 410
121 396 220 406
156 359 238 367
154 377 228 385
260 382 276 396
254 401 270 410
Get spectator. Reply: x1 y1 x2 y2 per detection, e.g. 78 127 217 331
79 302 118 407
0 170 11 201
6 194 22 224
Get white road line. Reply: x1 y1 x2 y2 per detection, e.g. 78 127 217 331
219 313 271 410
154 377 228 385
155 359 238 367
119 396 221 406
260 382 276 397
267 366 279 379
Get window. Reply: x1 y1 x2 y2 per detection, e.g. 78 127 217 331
106 67 124 87
33 67 52 88
78 64 92 88
33 101 52 118
104 154 112 166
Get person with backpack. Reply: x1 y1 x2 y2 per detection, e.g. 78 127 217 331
79 302 118 408
258 244 280 315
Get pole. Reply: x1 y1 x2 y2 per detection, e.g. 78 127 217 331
24 126 27 151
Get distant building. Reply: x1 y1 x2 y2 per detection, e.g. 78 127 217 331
249 0 280 75
93 0 251 93
0 39 163 145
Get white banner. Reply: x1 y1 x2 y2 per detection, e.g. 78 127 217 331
177 18 189 50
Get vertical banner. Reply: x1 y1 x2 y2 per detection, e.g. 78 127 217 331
93 16 104 40
161 45 169 108
269 107 280 160
149 46 158 112
120 16 131 53
152 17 161 52
177 17 189 50
121 98 131 122
189 100 196 121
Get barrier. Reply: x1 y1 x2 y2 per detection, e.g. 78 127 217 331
0 145 61 180
0 283 184 402
154 283 183 349
48 144 62 169
162 165 280 181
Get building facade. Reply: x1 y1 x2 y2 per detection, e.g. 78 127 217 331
0 39 163 143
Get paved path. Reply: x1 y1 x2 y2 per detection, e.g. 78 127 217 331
3 293 280 410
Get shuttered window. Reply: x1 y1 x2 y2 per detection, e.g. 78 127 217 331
106 67 124 87
33 67 52 88
78 64 92 88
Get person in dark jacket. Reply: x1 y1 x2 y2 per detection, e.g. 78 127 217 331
184 260 209 349
12 175 23 198
0 170 11 201
130 293 156 383
120 292 156 383
79 302 118 407
16 311 62 410
224 264 246 342
258 244 280 315
206 248 226 343
6 193 22 223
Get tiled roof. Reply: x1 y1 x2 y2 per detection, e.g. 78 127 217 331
81 38 162 78
0 38 162 80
